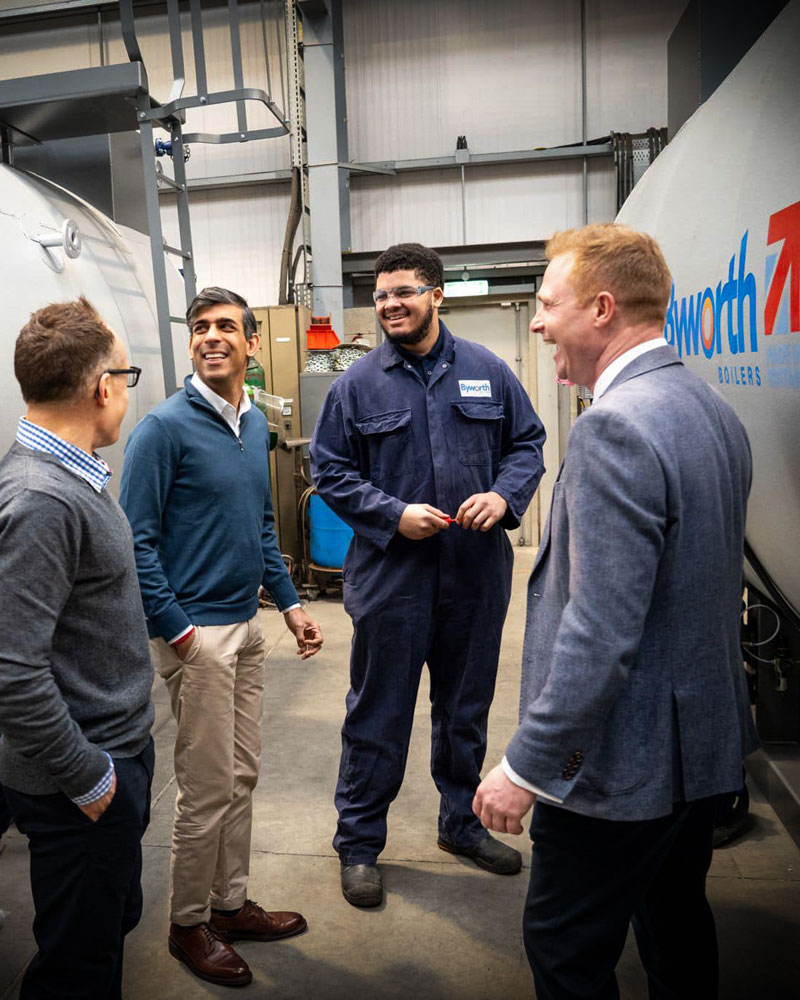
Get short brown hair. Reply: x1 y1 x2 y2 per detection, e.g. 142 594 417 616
546 224 672 325
14 297 116 404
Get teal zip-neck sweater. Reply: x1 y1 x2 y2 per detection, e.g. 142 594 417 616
119 376 298 641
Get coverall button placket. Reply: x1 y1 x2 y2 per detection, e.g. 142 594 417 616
426 380 447 511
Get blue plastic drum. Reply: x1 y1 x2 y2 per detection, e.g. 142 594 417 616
308 493 354 569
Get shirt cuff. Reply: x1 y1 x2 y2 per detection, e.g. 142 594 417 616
280 602 302 614
502 756 564 804
168 624 195 646
71 753 115 806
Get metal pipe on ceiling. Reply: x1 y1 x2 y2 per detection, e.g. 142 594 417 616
581 0 588 224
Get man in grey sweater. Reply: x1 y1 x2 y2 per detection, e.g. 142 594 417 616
0 298 155 1000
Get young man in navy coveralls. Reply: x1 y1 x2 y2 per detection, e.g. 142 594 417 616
311 244 546 906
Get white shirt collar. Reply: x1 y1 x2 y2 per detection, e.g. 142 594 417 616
191 372 251 434
592 338 667 400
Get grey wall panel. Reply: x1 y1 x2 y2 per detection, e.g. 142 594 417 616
344 0 684 250
160 181 290 308
343 0 581 163
1 1 686 310
0 17 98 79
350 151 617 250
586 0 686 135
349 169 462 250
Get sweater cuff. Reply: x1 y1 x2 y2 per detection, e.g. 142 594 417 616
58 743 115 801
151 602 192 644
169 624 195 646
263 574 300 612
72 753 115 805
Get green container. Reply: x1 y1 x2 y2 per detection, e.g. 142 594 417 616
244 355 266 401
244 365 279 451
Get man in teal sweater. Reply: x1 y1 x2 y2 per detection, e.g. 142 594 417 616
120 286 322 988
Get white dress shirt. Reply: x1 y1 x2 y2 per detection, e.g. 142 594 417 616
591 337 667 400
191 371 251 436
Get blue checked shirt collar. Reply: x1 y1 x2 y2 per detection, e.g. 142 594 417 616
16 417 112 493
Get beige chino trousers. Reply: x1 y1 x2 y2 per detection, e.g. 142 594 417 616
150 615 266 926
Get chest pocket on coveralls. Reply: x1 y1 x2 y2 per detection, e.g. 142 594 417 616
450 400 504 466
355 408 414 483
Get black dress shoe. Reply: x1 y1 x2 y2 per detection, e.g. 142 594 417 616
340 862 383 907
438 834 522 875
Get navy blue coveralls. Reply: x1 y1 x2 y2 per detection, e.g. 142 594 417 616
310 322 545 864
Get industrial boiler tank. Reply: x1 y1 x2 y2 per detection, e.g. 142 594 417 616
0 163 190 479
616 0 800 622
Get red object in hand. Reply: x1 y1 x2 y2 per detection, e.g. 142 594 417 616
444 516 457 523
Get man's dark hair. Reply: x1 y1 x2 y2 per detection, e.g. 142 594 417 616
186 286 257 339
14 297 116 404
374 243 444 290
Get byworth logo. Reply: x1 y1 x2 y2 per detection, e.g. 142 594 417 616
664 197 800 389
459 380 492 397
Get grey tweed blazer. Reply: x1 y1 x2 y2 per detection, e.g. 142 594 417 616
505 346 759 821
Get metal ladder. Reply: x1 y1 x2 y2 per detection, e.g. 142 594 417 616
121 0 292 394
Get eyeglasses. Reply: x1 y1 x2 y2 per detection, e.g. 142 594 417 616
94 366 141 397
103 366 142 387
372 285 436 305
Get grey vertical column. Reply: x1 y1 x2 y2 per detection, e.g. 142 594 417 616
284 0 311 308
138 111 178 396
302 0 349 338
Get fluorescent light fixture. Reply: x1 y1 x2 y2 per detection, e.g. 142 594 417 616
444 279 489 297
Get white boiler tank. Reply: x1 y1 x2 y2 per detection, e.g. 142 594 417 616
0 163 191 479
616 0 800 619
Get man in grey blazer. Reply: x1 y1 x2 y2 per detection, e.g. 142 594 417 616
474 224 758 999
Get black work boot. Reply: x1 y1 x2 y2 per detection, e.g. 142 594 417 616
340 862 383 907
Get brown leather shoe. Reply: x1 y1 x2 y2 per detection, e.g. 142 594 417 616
209 899 307 942
168 922 252 987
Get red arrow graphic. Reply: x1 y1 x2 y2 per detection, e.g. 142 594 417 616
764 198 800 335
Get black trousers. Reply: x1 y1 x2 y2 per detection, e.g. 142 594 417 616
5 739 154 1000
524 797 719 1000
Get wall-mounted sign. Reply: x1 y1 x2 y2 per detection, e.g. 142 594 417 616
444 279 489 297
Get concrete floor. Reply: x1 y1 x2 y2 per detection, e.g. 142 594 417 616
1 547 799 999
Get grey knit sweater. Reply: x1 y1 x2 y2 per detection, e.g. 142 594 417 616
0 443 154 798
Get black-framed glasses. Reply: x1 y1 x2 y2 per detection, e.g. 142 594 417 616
103 366 142 388
372 285 436 304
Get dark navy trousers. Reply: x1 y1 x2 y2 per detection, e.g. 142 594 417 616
524 797 719 1000
334 579 509 865
5 739 154 1000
